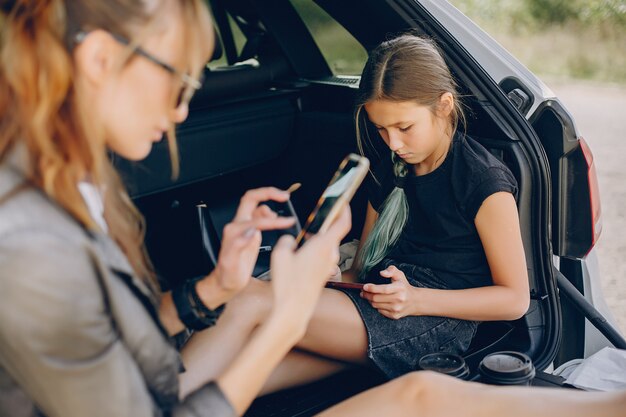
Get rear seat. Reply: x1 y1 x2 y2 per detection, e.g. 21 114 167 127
116 63 295 198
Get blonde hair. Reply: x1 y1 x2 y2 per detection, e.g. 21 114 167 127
0 0 213 289
355 34 466 278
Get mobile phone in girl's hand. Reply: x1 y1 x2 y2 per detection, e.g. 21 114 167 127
325 281 365 290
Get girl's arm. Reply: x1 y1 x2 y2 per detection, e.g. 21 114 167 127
342 202 379 283
414 191 529 320
362 192 530 321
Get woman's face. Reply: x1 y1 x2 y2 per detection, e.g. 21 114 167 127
75 1 206 161
364 96 453 174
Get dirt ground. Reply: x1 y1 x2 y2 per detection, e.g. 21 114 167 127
547 78 626 335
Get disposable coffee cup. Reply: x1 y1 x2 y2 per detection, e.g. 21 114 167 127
418 352 470 380
478 351 536 385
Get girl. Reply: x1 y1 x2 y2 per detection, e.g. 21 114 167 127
0 1 349 416
181 34 530 394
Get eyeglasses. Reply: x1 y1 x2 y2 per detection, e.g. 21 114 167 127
74 31 203 110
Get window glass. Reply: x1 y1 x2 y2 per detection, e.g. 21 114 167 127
290 0 368 75
208 15 247 69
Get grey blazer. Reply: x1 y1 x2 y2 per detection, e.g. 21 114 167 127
0 151 235 417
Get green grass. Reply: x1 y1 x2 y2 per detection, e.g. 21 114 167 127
448 0 626 82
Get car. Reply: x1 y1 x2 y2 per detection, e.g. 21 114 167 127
113 0 626 415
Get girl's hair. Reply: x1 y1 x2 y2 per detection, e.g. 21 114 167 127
0 0 213 290
354 34 466 278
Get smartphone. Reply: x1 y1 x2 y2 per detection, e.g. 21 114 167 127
325 281 364 290
295 153 369 246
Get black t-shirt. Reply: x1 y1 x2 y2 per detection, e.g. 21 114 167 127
366 131 518 289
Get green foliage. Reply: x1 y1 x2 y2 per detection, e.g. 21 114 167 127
580 0 626 26
535 0 626 26
448 0 626 82
526 0 579 25
451 0 626 27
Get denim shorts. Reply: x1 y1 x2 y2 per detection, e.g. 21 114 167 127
338 259 478 379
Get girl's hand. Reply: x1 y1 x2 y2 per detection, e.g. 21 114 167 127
360 265 418 320
213 187 296 296
269 207 351 334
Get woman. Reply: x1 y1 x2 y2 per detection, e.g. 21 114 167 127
0 1 349 416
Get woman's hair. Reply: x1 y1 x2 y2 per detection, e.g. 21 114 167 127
0 0 213 290
354 34 466 278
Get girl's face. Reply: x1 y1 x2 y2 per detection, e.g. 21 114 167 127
75 1 205 161
364 96 453 174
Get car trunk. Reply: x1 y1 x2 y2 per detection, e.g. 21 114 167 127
114 0 570 414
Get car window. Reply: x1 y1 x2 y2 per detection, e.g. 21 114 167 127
290 0 367 75
208 15 247 69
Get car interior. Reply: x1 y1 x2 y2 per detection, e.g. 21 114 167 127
113 0 564 414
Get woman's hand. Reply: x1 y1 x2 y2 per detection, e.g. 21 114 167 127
269 207 351 336
360 265 419 320
213 187 296 296
215 208 350 416
327 265 342 282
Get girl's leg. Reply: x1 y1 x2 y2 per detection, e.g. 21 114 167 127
295 286 369 362
317 371 455 417
259 288 369 394
317 372 427 417
259 349 347 395
179 280 272 398
179 280 369 397
322 371 626 417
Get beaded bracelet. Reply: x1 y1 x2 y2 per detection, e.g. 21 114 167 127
172 278 225 331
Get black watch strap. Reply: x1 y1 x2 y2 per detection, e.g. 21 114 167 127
172 278 225 331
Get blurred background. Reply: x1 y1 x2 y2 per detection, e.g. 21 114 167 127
450 0 625 83
220 1 626 332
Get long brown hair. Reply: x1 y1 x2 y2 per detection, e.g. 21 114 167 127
354 34 466 277
0 0 213 289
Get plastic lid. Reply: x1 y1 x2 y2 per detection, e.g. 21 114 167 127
418 352 470 380
478 351 536 385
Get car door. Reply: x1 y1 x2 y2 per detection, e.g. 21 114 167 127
408 0 621 362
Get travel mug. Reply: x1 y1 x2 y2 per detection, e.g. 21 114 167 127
418 352 471 380
478 351 536 385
